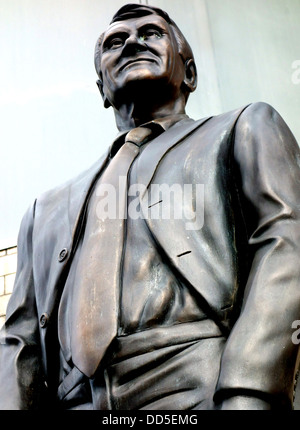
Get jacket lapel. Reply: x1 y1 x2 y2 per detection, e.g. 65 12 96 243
137 115 233 326
68 149 110 249
67 118 211 251
68 118 211 247
137 116 211 194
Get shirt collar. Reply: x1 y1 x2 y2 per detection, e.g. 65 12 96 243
109 114 190 158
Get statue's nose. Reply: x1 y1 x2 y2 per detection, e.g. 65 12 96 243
122 33 147 56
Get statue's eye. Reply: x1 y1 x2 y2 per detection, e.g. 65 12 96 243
107 37 124 50
139 28 163 41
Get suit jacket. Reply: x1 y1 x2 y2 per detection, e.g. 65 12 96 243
1 102 300 409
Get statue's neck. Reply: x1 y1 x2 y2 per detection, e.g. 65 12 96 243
114 94 187 131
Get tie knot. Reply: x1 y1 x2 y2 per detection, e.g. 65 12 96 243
125 123 163 147
125 126 153 147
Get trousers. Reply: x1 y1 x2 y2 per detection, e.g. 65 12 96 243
57 319 225 410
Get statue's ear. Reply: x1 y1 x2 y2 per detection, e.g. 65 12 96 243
183 59 197 93
96 79 111 109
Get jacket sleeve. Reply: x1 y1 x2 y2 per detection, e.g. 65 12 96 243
0 200 47 409
215 102 300 409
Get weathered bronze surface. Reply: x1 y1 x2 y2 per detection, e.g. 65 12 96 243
1 4 300 410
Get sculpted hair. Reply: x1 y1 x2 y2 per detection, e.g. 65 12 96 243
94 3 196 79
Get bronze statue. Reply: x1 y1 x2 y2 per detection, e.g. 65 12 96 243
1 3 300 410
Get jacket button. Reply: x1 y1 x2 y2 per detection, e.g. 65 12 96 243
40 313 49 328
58 248 68 262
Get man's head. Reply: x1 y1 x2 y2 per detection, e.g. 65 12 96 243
94 3 197 110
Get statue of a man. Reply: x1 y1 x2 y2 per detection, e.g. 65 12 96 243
1 3 300 410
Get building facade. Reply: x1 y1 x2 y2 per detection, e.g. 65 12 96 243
0 247 17 329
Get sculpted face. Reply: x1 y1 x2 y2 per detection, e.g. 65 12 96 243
98 15 187 108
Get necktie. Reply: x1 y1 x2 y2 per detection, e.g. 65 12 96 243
71 125 161 377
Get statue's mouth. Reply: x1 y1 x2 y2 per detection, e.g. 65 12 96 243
119 58 156 72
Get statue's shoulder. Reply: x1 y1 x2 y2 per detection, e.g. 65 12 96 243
220 101 278 123
229 102 286 136
192 103 253 134
34 151 109 218
207 101 275 122
198 102 278 133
